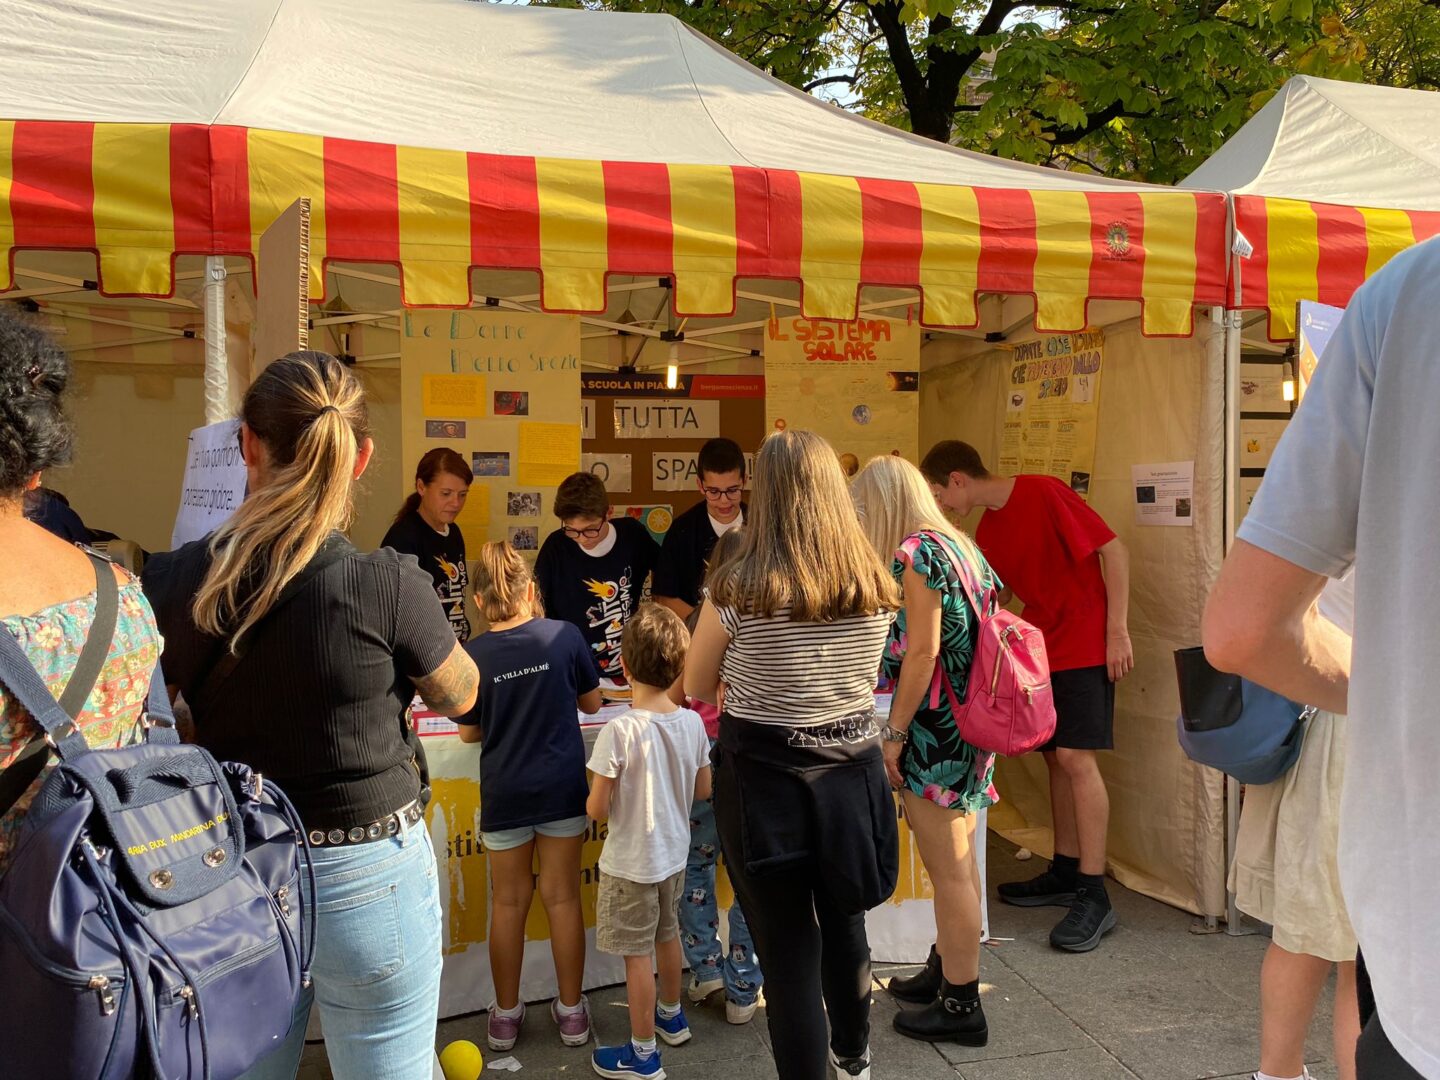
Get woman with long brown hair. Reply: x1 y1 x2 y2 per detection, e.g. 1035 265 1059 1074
684 429 900 1080
850 454 999 1046
143 352 479 1080
383 447 474 641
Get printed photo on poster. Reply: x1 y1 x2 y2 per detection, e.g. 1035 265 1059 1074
425 420 467 440
508 526 539 551
886 371 919 392
494 390 530 417
506 491 542 517
615 505 675 545
472 451 511 478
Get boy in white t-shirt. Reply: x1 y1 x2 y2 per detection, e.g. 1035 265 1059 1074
586 605 712 1080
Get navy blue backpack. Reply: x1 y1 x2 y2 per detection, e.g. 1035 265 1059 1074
0 552 315 1079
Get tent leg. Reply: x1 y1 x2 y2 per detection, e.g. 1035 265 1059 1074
1221 308 1251 936
203 256 229 424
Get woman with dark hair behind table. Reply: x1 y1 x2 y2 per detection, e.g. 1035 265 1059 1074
143 352 479 1080
383 447 474 641
0 311 160 872
684 428 901 1080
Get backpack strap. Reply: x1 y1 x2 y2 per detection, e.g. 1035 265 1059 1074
192 536 352 716
0 551 120 815
919 530 995 718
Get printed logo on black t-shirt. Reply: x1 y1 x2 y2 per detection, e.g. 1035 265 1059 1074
433 553 469 642
584 571 634 677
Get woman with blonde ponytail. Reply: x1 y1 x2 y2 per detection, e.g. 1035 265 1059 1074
143 352 479 1080
455 541 602 1052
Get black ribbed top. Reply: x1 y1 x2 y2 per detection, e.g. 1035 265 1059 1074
142 535 457 831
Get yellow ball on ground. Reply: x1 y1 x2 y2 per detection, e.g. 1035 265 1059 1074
439 1040 484 1080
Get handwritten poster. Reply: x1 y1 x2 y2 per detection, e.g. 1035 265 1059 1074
402 311 582 555
998 330 1104 497
171 419 246 549
764 316 921 464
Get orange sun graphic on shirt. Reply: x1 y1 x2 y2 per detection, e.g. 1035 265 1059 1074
435 555 462 584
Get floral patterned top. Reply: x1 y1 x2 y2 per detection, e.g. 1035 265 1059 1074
880 530 1000 814
0 573 160 871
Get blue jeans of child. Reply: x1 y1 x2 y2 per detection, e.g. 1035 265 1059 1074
681 786 762 1006
240 818 444 1080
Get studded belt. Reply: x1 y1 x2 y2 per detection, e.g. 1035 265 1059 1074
307 799 424 848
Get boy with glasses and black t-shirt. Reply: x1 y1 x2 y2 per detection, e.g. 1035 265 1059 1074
653 438 747 621
534 472 661 686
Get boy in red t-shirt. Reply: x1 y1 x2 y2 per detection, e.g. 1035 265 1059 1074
921 440 1132 954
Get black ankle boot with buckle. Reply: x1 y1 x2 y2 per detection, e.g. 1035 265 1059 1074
892 977 988 1045
888 944 942 1004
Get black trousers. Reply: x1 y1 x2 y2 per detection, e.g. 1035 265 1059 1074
714 756 872 1080
1355 952 1426 1079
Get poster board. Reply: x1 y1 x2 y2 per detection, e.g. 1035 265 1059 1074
401 311 582 556
765 316 920 464
997 329 1104 497
580 372 766 524
252 198 310 382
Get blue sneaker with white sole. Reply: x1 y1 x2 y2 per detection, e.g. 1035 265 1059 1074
655 1006 692 1046
592 1042 665 1079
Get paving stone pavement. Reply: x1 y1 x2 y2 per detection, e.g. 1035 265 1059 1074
300 833 1343 1080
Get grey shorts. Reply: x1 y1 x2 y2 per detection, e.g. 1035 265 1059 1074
595 869 685 956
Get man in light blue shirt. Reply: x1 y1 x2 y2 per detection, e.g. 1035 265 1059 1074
1205 239 1440 1079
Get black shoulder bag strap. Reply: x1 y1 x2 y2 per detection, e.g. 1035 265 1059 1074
193 538 352 716
0 551 120 816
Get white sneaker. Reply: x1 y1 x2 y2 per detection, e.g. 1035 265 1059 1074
687 976 724 1004
829 1048 871 1080
725 998 758 1025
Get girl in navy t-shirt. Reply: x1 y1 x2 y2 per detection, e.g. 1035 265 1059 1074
457 542 603 1052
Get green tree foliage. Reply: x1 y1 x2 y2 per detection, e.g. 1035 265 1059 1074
526 1 1433 182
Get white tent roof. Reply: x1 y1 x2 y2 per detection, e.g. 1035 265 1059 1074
3 0 1152 192
1181 75 1440 211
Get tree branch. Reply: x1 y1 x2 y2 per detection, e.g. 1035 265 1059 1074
805 73 860 90
1045 100 1149 145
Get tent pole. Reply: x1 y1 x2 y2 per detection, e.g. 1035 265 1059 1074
1222 305 1247 936
203 256 230 424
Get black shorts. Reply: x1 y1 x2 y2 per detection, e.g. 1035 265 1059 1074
1041 664 1115 751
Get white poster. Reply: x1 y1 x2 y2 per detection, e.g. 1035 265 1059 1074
582 452 632 493
1239 475 1264 522
651 452 757 492
1131 461 1195 527
1241 419 1288 469
1239 363 1287 412
581 399 596 440
171 419 247 548
613 399 720 440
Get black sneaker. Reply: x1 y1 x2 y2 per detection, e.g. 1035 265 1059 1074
997 863 1077 908
1049 888 1118 952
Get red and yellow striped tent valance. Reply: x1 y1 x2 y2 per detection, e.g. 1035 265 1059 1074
1235 194 1440 340
0 121 1228 337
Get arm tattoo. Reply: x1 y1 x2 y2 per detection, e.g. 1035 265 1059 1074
413 643 480 717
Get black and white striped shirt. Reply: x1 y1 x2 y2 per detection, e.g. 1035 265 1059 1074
715 604 894 726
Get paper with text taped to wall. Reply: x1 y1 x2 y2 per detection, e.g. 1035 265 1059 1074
517 421 581 486
1132 461 1195 527
171 419 247 549
422 374 488 418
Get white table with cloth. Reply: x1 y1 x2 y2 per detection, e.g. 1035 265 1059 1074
418 694 988 1018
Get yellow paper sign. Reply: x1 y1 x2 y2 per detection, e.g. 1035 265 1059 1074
517 421 581 487
422 374 487 418
455 483 490 535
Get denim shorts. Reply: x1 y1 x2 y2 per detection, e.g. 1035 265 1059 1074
482 814 590 852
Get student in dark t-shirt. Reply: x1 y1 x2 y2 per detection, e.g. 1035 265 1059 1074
457 541 602 1051
652 437 747 620
534 472 660 684
381 448 474 642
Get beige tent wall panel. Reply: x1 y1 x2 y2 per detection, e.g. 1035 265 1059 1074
351 362 402 553
918 316 1227 916
54 361 205 553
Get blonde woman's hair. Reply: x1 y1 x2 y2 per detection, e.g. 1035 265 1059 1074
850 454 983 569
473 541 535 624
193 352 369 649
707 429 899 621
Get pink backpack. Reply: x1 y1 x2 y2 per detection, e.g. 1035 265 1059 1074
923 531 1057 757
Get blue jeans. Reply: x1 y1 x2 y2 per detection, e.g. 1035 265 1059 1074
241 818 444 1080
680 788 762 1006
